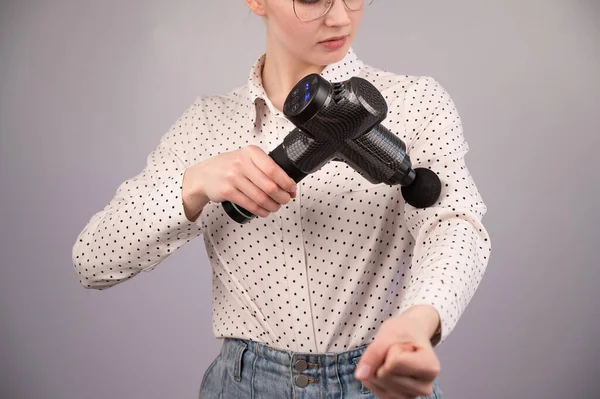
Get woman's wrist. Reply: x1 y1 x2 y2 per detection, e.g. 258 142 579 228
399 305 441 342
182 164 210 222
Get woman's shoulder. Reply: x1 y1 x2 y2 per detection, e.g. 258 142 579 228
193 85 251 108
360 63 452 105
181 85 255 127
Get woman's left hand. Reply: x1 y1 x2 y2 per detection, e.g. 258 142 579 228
354 306 441 399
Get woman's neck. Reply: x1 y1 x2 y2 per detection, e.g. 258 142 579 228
261 44 325 112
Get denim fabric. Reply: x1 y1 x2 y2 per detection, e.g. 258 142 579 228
199 338 443 399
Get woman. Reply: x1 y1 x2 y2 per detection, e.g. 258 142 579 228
72 0 491 398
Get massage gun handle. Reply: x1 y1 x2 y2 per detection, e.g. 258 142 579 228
221 144 309 224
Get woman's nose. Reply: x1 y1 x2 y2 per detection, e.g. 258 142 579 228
324 0 352 26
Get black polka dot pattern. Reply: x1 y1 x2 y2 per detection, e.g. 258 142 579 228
72 48 491 352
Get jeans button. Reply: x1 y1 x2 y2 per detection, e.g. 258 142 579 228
294 359 308 371
295 374 309 388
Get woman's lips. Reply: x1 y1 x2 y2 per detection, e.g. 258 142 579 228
319 35 348 50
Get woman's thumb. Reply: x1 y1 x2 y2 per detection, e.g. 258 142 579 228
354 339 389 380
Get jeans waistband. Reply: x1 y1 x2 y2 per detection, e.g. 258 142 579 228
221 337 370 369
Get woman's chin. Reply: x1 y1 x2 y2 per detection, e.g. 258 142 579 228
313 43 352 64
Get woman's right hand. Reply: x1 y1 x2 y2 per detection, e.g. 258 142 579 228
182 145 297 220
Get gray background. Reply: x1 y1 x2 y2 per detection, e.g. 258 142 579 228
1 0 599 398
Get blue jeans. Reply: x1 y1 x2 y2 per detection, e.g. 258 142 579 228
199 337 443 398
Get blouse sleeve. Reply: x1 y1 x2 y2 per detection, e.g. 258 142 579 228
396 77 492 345
71 98 206 290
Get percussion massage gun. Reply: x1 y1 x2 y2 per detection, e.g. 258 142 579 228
222 74 442 224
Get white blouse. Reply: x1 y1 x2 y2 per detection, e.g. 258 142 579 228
72 48 491 353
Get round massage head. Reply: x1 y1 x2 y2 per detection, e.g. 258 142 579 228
401 168 442 208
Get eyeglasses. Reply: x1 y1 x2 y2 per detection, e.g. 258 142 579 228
292 0 374 22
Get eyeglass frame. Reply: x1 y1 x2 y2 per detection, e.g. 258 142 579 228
292 0 374 22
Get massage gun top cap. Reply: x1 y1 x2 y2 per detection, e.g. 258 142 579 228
283 74 388 134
